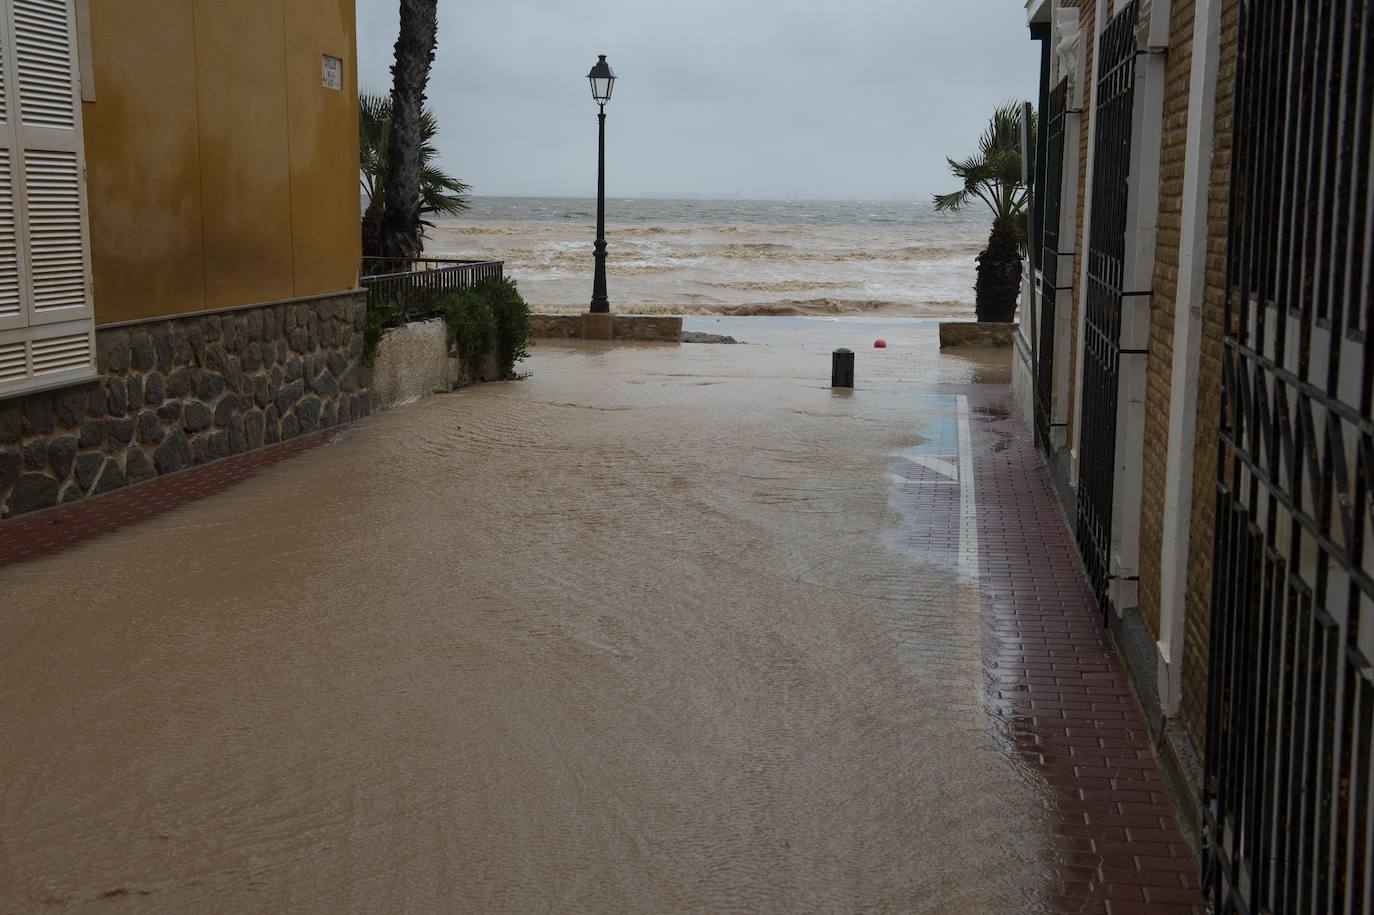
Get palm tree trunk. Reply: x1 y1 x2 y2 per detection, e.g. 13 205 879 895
361 193 385 261
380 0 438 262
974 216 1023 323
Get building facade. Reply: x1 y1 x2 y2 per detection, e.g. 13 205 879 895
1017 0 1372 910
1 0 365 518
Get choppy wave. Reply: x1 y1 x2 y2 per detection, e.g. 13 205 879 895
495 245 976 272
530 298 973 317
426 203 985 311
441 225 538 236
720 298 895 315
702 280 859 292
720 242 796 255
699 243 977 263
505 246 977 266
613 263 685 276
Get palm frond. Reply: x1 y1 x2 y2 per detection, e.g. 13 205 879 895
359 91 393 205
419 163 471 216
933 99 1036 227
360 90 471 222
932 190 970 213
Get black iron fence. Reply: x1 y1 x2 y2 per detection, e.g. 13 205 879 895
359 258 505 326
1076 0 1137 616
1037 77 1069 452
1204 0 1374 911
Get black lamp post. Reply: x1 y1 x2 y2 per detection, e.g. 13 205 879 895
587 55 616 313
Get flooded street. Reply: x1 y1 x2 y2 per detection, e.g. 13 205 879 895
0 328 1058 913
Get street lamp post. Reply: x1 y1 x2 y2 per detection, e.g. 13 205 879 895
587 55 616 314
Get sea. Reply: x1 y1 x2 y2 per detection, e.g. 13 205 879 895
424 197 987 318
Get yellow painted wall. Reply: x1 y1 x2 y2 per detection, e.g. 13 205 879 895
81 0 360 324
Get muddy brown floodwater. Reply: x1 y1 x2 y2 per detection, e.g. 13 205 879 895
0 332 1057 913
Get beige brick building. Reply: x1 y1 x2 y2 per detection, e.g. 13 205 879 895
1015 0 1370 908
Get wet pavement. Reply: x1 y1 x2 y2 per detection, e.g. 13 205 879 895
0 325 1200 913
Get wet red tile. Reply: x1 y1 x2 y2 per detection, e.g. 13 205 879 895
949 386 1204 914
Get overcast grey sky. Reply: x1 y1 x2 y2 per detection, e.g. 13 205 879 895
355 1 1038 200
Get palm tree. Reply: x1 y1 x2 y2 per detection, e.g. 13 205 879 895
379 0 441 262
360 92 470 260
934 101 1036 323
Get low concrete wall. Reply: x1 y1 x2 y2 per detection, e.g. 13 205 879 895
530 314 682 341
938 321 1016 348
369 318 499 411
1010 327 1035 439
369 319 456 411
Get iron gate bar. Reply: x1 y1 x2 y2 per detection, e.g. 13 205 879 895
1076 0 1138 616
1037 77 1069 451
1204 0 1374 912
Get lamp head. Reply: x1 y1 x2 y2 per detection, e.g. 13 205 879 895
588 54 616 106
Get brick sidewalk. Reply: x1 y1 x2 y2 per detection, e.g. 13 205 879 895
964 386 1203 913
0 427 341 570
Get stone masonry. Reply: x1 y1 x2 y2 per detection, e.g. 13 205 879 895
0 292 370 519
528 315 683 342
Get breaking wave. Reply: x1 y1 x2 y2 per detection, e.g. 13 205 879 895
702 280 859 292
530 299 973 318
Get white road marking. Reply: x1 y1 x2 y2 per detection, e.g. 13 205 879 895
907 455 959 480
957 395 979 578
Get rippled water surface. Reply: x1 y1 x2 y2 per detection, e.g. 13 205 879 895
0 328 1055 913
429 197 987 317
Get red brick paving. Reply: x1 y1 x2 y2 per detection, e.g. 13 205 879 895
0 427 342 571
960 385 1204 913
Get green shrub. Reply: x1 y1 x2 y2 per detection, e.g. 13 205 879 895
485 277 532 379
439 288 497 373
436 277 532 380
363 301 402 367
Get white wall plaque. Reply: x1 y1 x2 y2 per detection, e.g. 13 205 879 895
322 55 343 91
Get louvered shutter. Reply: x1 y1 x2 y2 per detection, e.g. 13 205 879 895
0 0 95 394
0 20 20 332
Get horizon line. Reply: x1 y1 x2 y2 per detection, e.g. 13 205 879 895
459 193 940 203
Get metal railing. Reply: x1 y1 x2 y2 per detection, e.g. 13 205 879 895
1075 0 1137 618
1036 76 1068 454
359 258 505 326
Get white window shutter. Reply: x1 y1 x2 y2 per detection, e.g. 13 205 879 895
0 24 20 330
0 0 95 394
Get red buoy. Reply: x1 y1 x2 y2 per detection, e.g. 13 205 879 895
874 339 887 348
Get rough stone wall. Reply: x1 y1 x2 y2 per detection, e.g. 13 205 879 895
1180 0 1238 749
1065 0 1096 452
529 315 683 342
613 316 682 341
529 316 582 339
938 322 1016 348
0 292 369 519
1137 1 1196 644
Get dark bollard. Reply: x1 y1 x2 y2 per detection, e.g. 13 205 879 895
832 348 854 388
